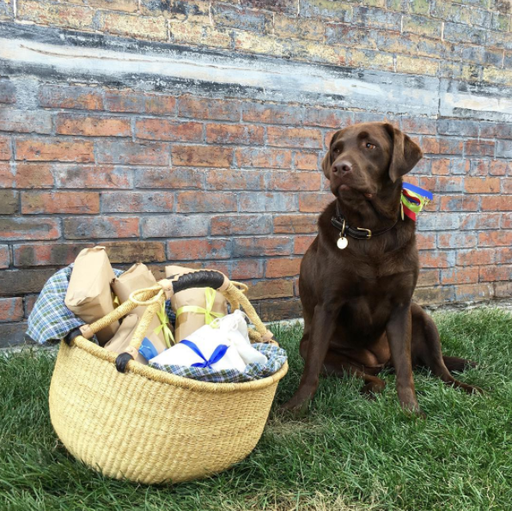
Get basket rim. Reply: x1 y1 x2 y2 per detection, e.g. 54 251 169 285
68 336 288 394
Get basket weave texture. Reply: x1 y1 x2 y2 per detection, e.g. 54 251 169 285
49 272 288 484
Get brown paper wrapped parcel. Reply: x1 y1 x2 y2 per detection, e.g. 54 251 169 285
165 265 228 343
111 263 171 356
104 314 149 364
65 246 119 346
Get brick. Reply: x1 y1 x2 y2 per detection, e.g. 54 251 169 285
444 22 486 45
102 192 174 213
0 322 29 348
16 138 94 163
56 114 131 137
294 235 316 254
267 127 323 149
421 137 463 155
140 0 209 20
348 49 395 72
99 11 167 40
274 15 324 41
502 212 512 229
135 168 202 189
205 170 265 190
441 267 479 285
480 265 512 282
456 248 495 267
54 164 133 189
437 119 479 137
402 14 443 38
269 170 321 191
64 217 139 239
13 243 88 267
102 241 166 263
0 245 9 269
211 215 272 236
465 140 495 157
247 279 294 300
176 191 237 213
465 177 501 194
413 286 455 306
39 85 103 110
419 250 455 268
266 257 301 278
235 147 292 169
172 145 232 167
0 298 24 323
300 0 352 20
96 140 169 165
0 110 52 134
0 190 18 214
206 124 265 145
258 298 302 321
141 216 208 238
18 1 94 30
167 239 231 260
495 247 512 265
455 283 494 302
304 109 352 129
0 136 12 160
416 232 436 250
239 192 296 212
479 122 512 140
21 191 99 215
233 237 293 257
417 213 460 231
105 91 176 115
0 162 53 189
178 96 240 121
417 269 440 287
440 195 479 212
489 161 510 176
481 196 512 211
469 160 489 177
430 159 450 176
135 119 202 142
0 268 56 296
399 117 436 136
171 23 232 49
242 102 303 125
460 213 501 230
438 232 477 250
0 80 16 104
294 152 319 170
495 281 512 299
273 214 317 234
496 140 512 158
231 259 264 280
82 0 138 12
479 231 512 247
213 3 270 32
240 0 296 14
298 192 333 213
0 218 61 241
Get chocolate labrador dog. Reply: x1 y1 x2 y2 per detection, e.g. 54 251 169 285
284 122 480 417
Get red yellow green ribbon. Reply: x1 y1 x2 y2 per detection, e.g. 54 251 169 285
401 183 433 221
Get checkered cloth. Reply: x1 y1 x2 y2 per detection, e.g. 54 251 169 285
26 265 176 345
150 342 287 383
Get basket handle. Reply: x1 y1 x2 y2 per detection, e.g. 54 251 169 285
68 270 276 373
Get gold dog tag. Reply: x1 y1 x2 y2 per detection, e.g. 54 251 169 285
337 235 348 250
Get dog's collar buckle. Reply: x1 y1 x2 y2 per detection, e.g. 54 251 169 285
356 227 372 239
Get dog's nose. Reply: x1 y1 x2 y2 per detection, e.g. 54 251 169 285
333 161 352 174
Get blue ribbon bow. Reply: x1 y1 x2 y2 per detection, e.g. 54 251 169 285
180 339 229 369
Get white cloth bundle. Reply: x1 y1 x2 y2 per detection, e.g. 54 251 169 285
149 310 267 372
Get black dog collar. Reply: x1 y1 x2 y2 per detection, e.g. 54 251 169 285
331 202 398 248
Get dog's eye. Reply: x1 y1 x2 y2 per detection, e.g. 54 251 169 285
365 142 376 150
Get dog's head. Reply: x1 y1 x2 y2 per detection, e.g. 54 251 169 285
322 122 422 200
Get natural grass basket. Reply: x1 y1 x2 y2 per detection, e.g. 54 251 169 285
49 270 288 484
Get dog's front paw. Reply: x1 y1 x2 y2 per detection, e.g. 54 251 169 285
281 394 312 417
402 402 426 419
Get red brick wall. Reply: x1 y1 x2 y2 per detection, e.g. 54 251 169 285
1 0 511 345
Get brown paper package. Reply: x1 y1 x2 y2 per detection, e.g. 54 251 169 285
104 314 148 365
111 263 169 355
65 246 119 346
165 265 228 343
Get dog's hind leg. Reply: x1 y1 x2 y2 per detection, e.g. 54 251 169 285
411 304 482 394
443 356 477 373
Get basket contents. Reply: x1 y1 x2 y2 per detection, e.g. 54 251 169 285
64 246 119 345
111 263 173 355
166 264 228 343
104 314 149 364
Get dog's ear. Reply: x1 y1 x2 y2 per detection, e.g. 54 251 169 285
322 130 340 179
384 123 422 183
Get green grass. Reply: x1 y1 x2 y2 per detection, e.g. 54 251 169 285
1 308 511 510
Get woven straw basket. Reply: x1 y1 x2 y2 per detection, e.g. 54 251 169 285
49 270 288 484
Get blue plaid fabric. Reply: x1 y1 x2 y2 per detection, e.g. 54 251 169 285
26 265 177 345
149 343 287 383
